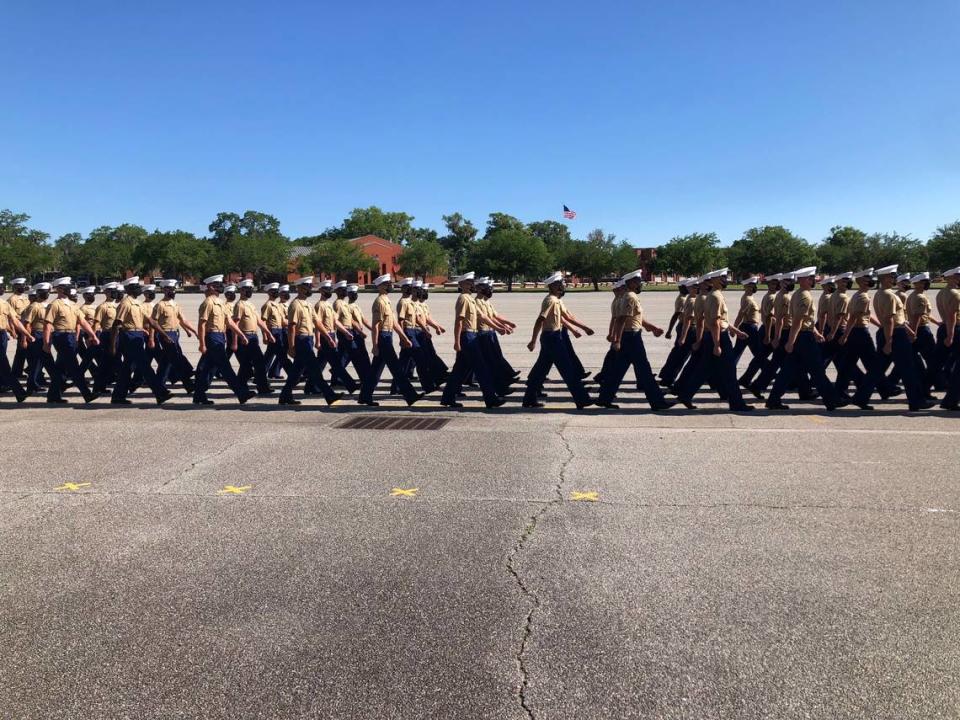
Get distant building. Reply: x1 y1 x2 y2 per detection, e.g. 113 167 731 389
287 235 448 287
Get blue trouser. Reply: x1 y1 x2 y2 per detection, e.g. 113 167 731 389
396 328 436 393
768 331 839 407
156 330 194 388
679 333 747 409
112 331 166 400
522 330 590 406
598 331 665 407
314 332 357 392
345 330 372 381
48 332 94 401
841 327 895 398
912 325 937 395
875 328 902 387
824 324 864 393
420 332 448 379
361 332 418 403
940 326 960 407
193 332 248 401
237 333 272 391
77 335 97 377
660 332 694 385
596 345 618 386
264 328 291 378
561 327 586 377
479 330 515 392
280 335 336 402
11 338 27 378
93 330 118 390
0 332 26 399
442 331 499 405
26 331 55 393
854 326 925 407
735 322 767 385
751 329 812 396
932 325 954 391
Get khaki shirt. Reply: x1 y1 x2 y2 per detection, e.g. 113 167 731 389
790 289 816 331
198 296 229 334
455 293 479 332
261 299 285 329
935 288 951 322
673 294 684 315
0 298 16 333
704 290 729 330
77 303 96 325
874 288 906 326
896 289 909 305
8 293 29 316
349 301 365 328
906 291 932 327
774 291 793 324
223 300 235 319
849 291 871 327
682 295 697 324
141 300 155 329
759 292 776 323
233 299 260 334
94 301 117 332
333 298 353 326
372 294 394 330
23 301 48 333
399 296 420 329
618 291 645 332
115 296 146 332
828 291 850 328
739 293 760 324
539 295 563 332
152 299 182 331
288 298 316 336
477 297 497 331
414 300 428 327
314 299 336 333
816 292 832 322
693 294 707 323
44 298 79 332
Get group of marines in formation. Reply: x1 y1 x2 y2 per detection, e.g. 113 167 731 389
0 261 958 412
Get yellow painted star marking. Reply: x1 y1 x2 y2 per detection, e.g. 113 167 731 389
570 491 599 502
390 487 418 497
218 485 252 495
56 482 91 492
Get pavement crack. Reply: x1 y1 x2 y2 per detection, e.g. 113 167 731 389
505 421 573 720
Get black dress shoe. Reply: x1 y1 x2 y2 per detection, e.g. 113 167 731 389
880 386 904 400
441 401 464 408
854 402 874 411
406 393 425 406
730 404 755 412
193 398 214 406
596 401 619 409
83 392 100 404
764 401 789 410
15 391 27 403
650 400 676 411
537 391 547 398
46 397 68 405
486 397 507 409
581 371 592 380
326 393 344 406
679 398 697 409
111 398 133 405
940 403 959 411
237 390 256 405
356 399 378 406
828 399 850 411
747 383 765 400
278 397 301 406
908 400 937 412
257 387 275 395
575 400 594 410
156 391 173 406
522 401 544 409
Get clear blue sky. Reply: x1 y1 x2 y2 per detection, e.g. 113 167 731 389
4 0 958 247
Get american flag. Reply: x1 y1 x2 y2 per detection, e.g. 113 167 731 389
562 205 577 220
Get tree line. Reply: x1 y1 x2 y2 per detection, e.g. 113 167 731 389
653 224 960 278
3 207 959 289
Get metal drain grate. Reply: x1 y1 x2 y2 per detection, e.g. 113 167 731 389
334 415 451 431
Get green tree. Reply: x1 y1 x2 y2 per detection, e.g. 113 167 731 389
54 232 85 276
866 232 927 271
0 210 55 279
133 230 218 279
303 238 378 279
484 212 526 237
563 229 620 290
611 241 639 276
815 226 870 273
209 211 283 249
725 226 815 276
439 212 478 275
208 211 289 282
927 221 960 271
527 220 573 256
78 224 148 283
469 229 550 291
397 239 449 279
341 206 417 244
653 232 725 276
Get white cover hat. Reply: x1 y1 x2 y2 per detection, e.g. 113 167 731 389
911 272 930 283
682 277 700 286
421 283 431 290
52 276 72 287
455 272 475 283
278 284 290 292
333 280 347 290
743 276 759 285
11 277 26 285
943 266 960 277
33 282 52 291
765 273 781 282
81 286 96 294
400 277 413 287
793 266 816 279
238 279 254 289
142 284 156 292
202 274 223 284
819 276 834 285
612 279 624 289
853 268 875 279
413 280 423 288
875 264 898 276
123 276 141 286
223 284 237 293
347 284 359 292
896 272 911 283
296 276 314 286
319 280 332 290
263 282 279 291
835 272 854 281
543 271 564 285
159 279 177 288
621 269 644 282
373 273 392 285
